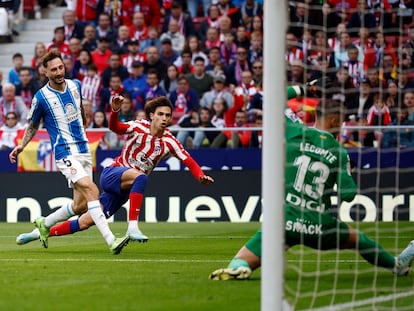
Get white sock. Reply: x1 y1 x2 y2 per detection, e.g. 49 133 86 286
128 220 138 232
44 202 75 228
88 200 115 246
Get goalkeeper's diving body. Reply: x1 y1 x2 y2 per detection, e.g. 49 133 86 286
209 89 414 280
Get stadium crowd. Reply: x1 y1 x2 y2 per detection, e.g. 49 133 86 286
1 0 414 150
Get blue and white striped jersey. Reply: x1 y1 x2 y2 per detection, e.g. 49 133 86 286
28 79 90 160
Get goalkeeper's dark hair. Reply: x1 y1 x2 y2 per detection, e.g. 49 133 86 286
315 98 344 118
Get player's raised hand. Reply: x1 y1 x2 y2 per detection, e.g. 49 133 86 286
111 95 124 112
9 145 24 163
200 175 214 185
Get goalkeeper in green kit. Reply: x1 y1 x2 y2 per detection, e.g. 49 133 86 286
209 86 414 280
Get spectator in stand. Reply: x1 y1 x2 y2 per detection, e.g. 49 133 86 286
143 46 169 81
211 109 251 148
96 0 123 28
33 63 48 88
101 53 129 89
121 38 146 74
367 93 392 146
136 69 166 111
82 99 94 128
217 0 241 28
366 66 385 94
308 31 331 67
251 59 263 84
352 27 373 59
0 83 28 128
381 53 397 83
109 25 130 55
239 0 263 30
95 12 117 42
204 27 221 51
8 53 24 88
123 61 147 108
210 97 228 128
382 107 414 148
364 31 398 71
91 110 118 149
397 66 414 94
15 67 41 110
159 38 180 66
118 93 135 122
176 106 219 149
169 76 200 125
140 26 162 53
246 14 263 38
186 56 214 100
331 30 363 68
198 4 221 43
175 49 194 75
300 29 313 62
159 64 179 97
285 32 304 65
288 0 308 39
187 0 211 18
47 27 71 57
186 35 209 65
205 47 223 76
234 25 250 51
129 12 148 42
220 32 238 66
327 22 347 52
200 74 233 109
248 31 263 64
99 74 126 112
344 44 365 88
346 77 374 121
81 25 98 52
385 79 400 120
218 15 234 43
287 59 307 85
330 65 358 105
403 26 414 67
31 43 47 73
160 19 186 53
162 1 195 38
228 70 257 123
247 80 262 123
0 112 22 150
121 0 160 27
404 91 414 121
63 55 76 79
76 0 98 27
249 115 262 148
82 64 102 112
91 36 113 75
225 45 251 87
62 9 84 42
347 0 376 37
68 37 83 62
72 49 93 81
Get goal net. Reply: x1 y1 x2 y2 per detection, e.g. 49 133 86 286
283 1 414 310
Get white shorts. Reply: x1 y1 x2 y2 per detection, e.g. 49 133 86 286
56 154 93 188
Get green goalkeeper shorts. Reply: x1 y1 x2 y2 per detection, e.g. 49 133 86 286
245 205 351 257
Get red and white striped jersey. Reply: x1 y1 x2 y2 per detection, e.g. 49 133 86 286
111 118 198 176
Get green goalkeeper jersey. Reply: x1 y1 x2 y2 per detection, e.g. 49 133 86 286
284 113 357 212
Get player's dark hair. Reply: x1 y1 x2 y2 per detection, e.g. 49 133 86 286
42 50 63 68
144 96 173 119
316 98 343 118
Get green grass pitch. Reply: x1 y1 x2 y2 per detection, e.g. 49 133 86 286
1 222 413 310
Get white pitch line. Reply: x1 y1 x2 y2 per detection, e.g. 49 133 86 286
0 258 229 263
302 289 414 311
0 235 251 239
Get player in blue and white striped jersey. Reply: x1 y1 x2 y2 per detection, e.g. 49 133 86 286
9 51 130 254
